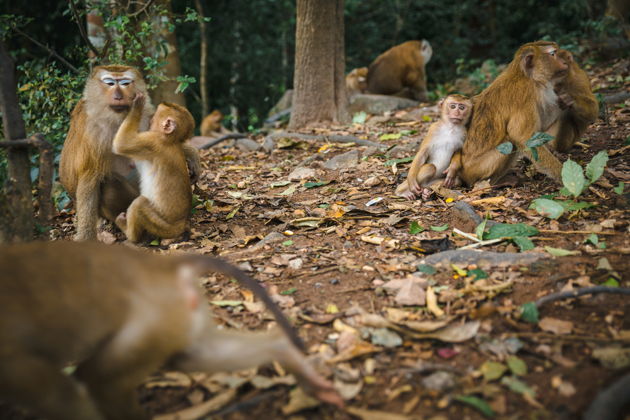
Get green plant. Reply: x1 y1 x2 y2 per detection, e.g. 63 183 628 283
530 150 608 219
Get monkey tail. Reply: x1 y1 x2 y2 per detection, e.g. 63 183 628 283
185 255 306 351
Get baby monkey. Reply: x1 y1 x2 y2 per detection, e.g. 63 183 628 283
113 93 194 242
395 94 472 200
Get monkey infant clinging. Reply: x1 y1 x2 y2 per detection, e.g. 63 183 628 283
396 94 472 200
113 93 194 242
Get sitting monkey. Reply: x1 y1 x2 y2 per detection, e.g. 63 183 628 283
113 93 194 242
396 94 472 200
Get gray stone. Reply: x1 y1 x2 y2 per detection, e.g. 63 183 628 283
421 371 456 392
348 93 419 115
262 136 275 153
236 138 262 152
323 150 360 171
288 166 317 181
422 250 547 267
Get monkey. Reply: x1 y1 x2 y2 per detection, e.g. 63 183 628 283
59 65 201 241
0 241 343 420
546 49 598 153
200 109 229 137
112 93 193 243
395 94 472 200
345 67 368 96
366 40 433 102
458 41 569 186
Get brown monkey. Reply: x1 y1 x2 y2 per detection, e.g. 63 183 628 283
59 65 201 241
396 94 472 200
0 241 343 420
547 49 598 152
112 93 193 243
367 40 433 101
459 41 569 186
200 109 228 137
345 67 368 96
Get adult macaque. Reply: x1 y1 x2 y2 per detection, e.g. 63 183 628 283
367 40 432 102
59 65 200 241
459 41 569 185
112 93 193 243
200 109 229 137
396 94 472 200
0 241 343 420
345 67 368 96
547 49 598 152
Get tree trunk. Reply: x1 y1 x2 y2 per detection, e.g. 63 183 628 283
289 0 348 129
150 0 187 106
0 40 34 243
195 0 209 117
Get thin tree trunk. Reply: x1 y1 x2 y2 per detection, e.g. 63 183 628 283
289 0 348 129
0 40 34 243
150 0 187 106
195 0 209 117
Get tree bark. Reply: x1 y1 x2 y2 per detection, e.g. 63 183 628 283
289 0 348 129
195 0 209 117
150 0 187 106
0 40 34 243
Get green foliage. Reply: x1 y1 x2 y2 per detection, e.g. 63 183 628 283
409 221 425 234
485 223 539 240
519 302 539 323
496 142 513 155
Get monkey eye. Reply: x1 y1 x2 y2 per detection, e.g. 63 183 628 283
102 78 116 86
549 49 556 57
458 105 466 110
119 79 132 86
449 104 456 109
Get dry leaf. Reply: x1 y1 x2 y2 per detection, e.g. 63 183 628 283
281 387 321 415
538 317 573 335
153 388 238 420
426 286 445 317
346 407 411 420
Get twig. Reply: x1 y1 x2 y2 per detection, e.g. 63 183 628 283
68 0 101 58
508 332 629 343
268 131 387 149
535 286 630 308
458 238 504 250
200 133 248 149
453 228 479 242
538 229 617 236
469 182 513 193
12 27 79 73
584 371 630 420
128 0 154 17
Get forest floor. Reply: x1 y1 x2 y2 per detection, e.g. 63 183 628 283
37 58 630 420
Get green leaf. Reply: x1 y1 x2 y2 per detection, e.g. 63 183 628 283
506 356 528 376
613 182 625 194
280 287 298 295
602 277 619 287
282 240 294 246
525 132 555 148
558 200 594 211
468 268 488 280
379 132 402 141
383 157 413 167
529 147 539 161
430 224 449 232
304 181 330 189
453 395 495 417
520 302 539 323
544 246 580 256
476 218 488 241
481 361 508 381
486 223 539 239
150 239 160 246
409 221 425 234
352 111 367 124
496 142 513 154
585 150 608 184
530 198 565 219
512 236 534 251
561 159 586 198
585 233 599 246
501 376 537 398
451 264 467 276
417 264 437 275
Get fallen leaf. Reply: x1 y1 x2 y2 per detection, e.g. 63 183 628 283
591 347 630 369
538 317 573 335
281 387 321 415
370 328 403 348
327 340 381 364
334 378 363 400
481 361 508 381
346 407 411 420
412 320 480 343
426 286 445 317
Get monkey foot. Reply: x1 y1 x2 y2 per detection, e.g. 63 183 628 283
421 188 433 200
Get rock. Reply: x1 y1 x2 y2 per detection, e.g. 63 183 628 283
236 138 262 152
388 141 419 158
421 371 456 392
323 150 360 171
348 93 419 115
370 328 403 348
288 166 317 181
422 250 547 267
449 201 484 232
262 136 275 153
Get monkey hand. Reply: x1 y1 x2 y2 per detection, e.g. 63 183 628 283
133 92 146 109
407 178 423 196
556 92 574 110
443 167 457 188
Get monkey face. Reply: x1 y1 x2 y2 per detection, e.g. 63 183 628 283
94 68 140 113
443 96 472 125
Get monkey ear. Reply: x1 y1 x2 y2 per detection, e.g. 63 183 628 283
519 48 536 76
163 117 176 134
437 98 445 110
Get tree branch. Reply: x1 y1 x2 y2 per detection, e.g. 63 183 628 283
12 27 79 73
535 286 630 308
268 131 386 149
68 0 102 58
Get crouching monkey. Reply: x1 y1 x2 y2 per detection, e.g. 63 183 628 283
59 65 201 241
0 241 343 420
396 94 472 200
113 93 193 242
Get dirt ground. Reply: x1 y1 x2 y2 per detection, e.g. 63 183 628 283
5 58 630 420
